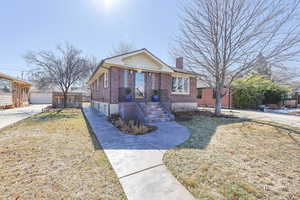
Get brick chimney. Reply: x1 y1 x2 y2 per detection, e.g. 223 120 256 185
176 57 183 69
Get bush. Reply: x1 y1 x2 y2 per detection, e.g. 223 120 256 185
232 75 290 109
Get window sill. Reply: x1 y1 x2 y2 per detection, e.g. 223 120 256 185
171 92 190 95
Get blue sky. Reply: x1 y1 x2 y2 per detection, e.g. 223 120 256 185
0 0 181 77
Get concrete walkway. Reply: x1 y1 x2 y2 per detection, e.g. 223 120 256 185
199 107 300 128
82 105 195 200
0 104 49 130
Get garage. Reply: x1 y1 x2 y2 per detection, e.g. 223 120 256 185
30 92 52 104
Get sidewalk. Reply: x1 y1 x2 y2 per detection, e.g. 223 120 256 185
82 105 195 200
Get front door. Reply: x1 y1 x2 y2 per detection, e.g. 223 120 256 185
135 72 145 100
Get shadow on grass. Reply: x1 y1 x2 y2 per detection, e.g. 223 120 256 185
175 111 245 149
252 120 300 146
32 109 77 123
175 111 300 149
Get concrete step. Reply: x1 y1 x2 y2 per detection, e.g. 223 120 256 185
147 113 170 118
146 117 173 123
138 102 174 123
146 110 165 115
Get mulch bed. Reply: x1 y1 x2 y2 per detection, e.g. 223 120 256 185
109 115 157 135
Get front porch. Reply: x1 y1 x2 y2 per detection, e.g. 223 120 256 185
119 101 175 123
89 48 199 118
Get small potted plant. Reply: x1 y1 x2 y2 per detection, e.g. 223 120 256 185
151 89 160 102
124 88 132 102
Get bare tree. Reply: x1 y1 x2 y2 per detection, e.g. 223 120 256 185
109 41 135 56
174 0 300 116
24 44 90 107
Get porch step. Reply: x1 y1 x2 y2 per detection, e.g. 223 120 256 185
139 102 174 123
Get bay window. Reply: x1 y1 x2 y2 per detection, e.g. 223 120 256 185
172 76 190 94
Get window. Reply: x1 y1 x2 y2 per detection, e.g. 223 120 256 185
124 70 128 88
197 88 203 99
104 72 108 88
172 76 190 94
0 78 11 93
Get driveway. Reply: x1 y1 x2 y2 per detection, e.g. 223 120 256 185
199 107 300 128
82 105 195 200
0 104 49 129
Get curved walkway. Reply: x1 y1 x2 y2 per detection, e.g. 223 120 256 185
82 105 194 200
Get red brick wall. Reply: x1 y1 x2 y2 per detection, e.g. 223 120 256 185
196 88 232 108
91 72 110 102
110 67 122 104
145 72 160 101
91 67 198 104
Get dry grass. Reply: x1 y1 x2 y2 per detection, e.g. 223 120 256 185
163 115 300 200
0 109 126 200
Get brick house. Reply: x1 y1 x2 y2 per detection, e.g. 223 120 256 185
196 87 233 108
195 78 233 108
0 72 31 108
88 49 199 122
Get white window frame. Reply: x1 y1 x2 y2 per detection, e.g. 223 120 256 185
104 72 108 88
171 76 190 95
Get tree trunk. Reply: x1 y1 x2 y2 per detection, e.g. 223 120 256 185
214 88 222 116
63 91 68 108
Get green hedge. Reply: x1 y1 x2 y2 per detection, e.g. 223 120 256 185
232 75 290 109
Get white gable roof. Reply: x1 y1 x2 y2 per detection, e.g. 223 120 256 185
103 48 173 73
88 48 200 84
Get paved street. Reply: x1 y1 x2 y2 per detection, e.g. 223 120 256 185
0 104 49 129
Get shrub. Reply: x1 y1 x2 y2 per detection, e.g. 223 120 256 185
232 75 290 109
153 89 160 95
124 88 132 94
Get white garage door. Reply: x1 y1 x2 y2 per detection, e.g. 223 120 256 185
30 92 52 104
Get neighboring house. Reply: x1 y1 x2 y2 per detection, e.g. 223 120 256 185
0 72 31 108
30 84 89 104
30 90 53 104
88 48 199 122
196 79 233 108
296 89 300 105
52 92 82 108
196 88 232 108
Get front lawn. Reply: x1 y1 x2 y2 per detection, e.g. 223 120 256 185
163 113 300 200
0 109 126 200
